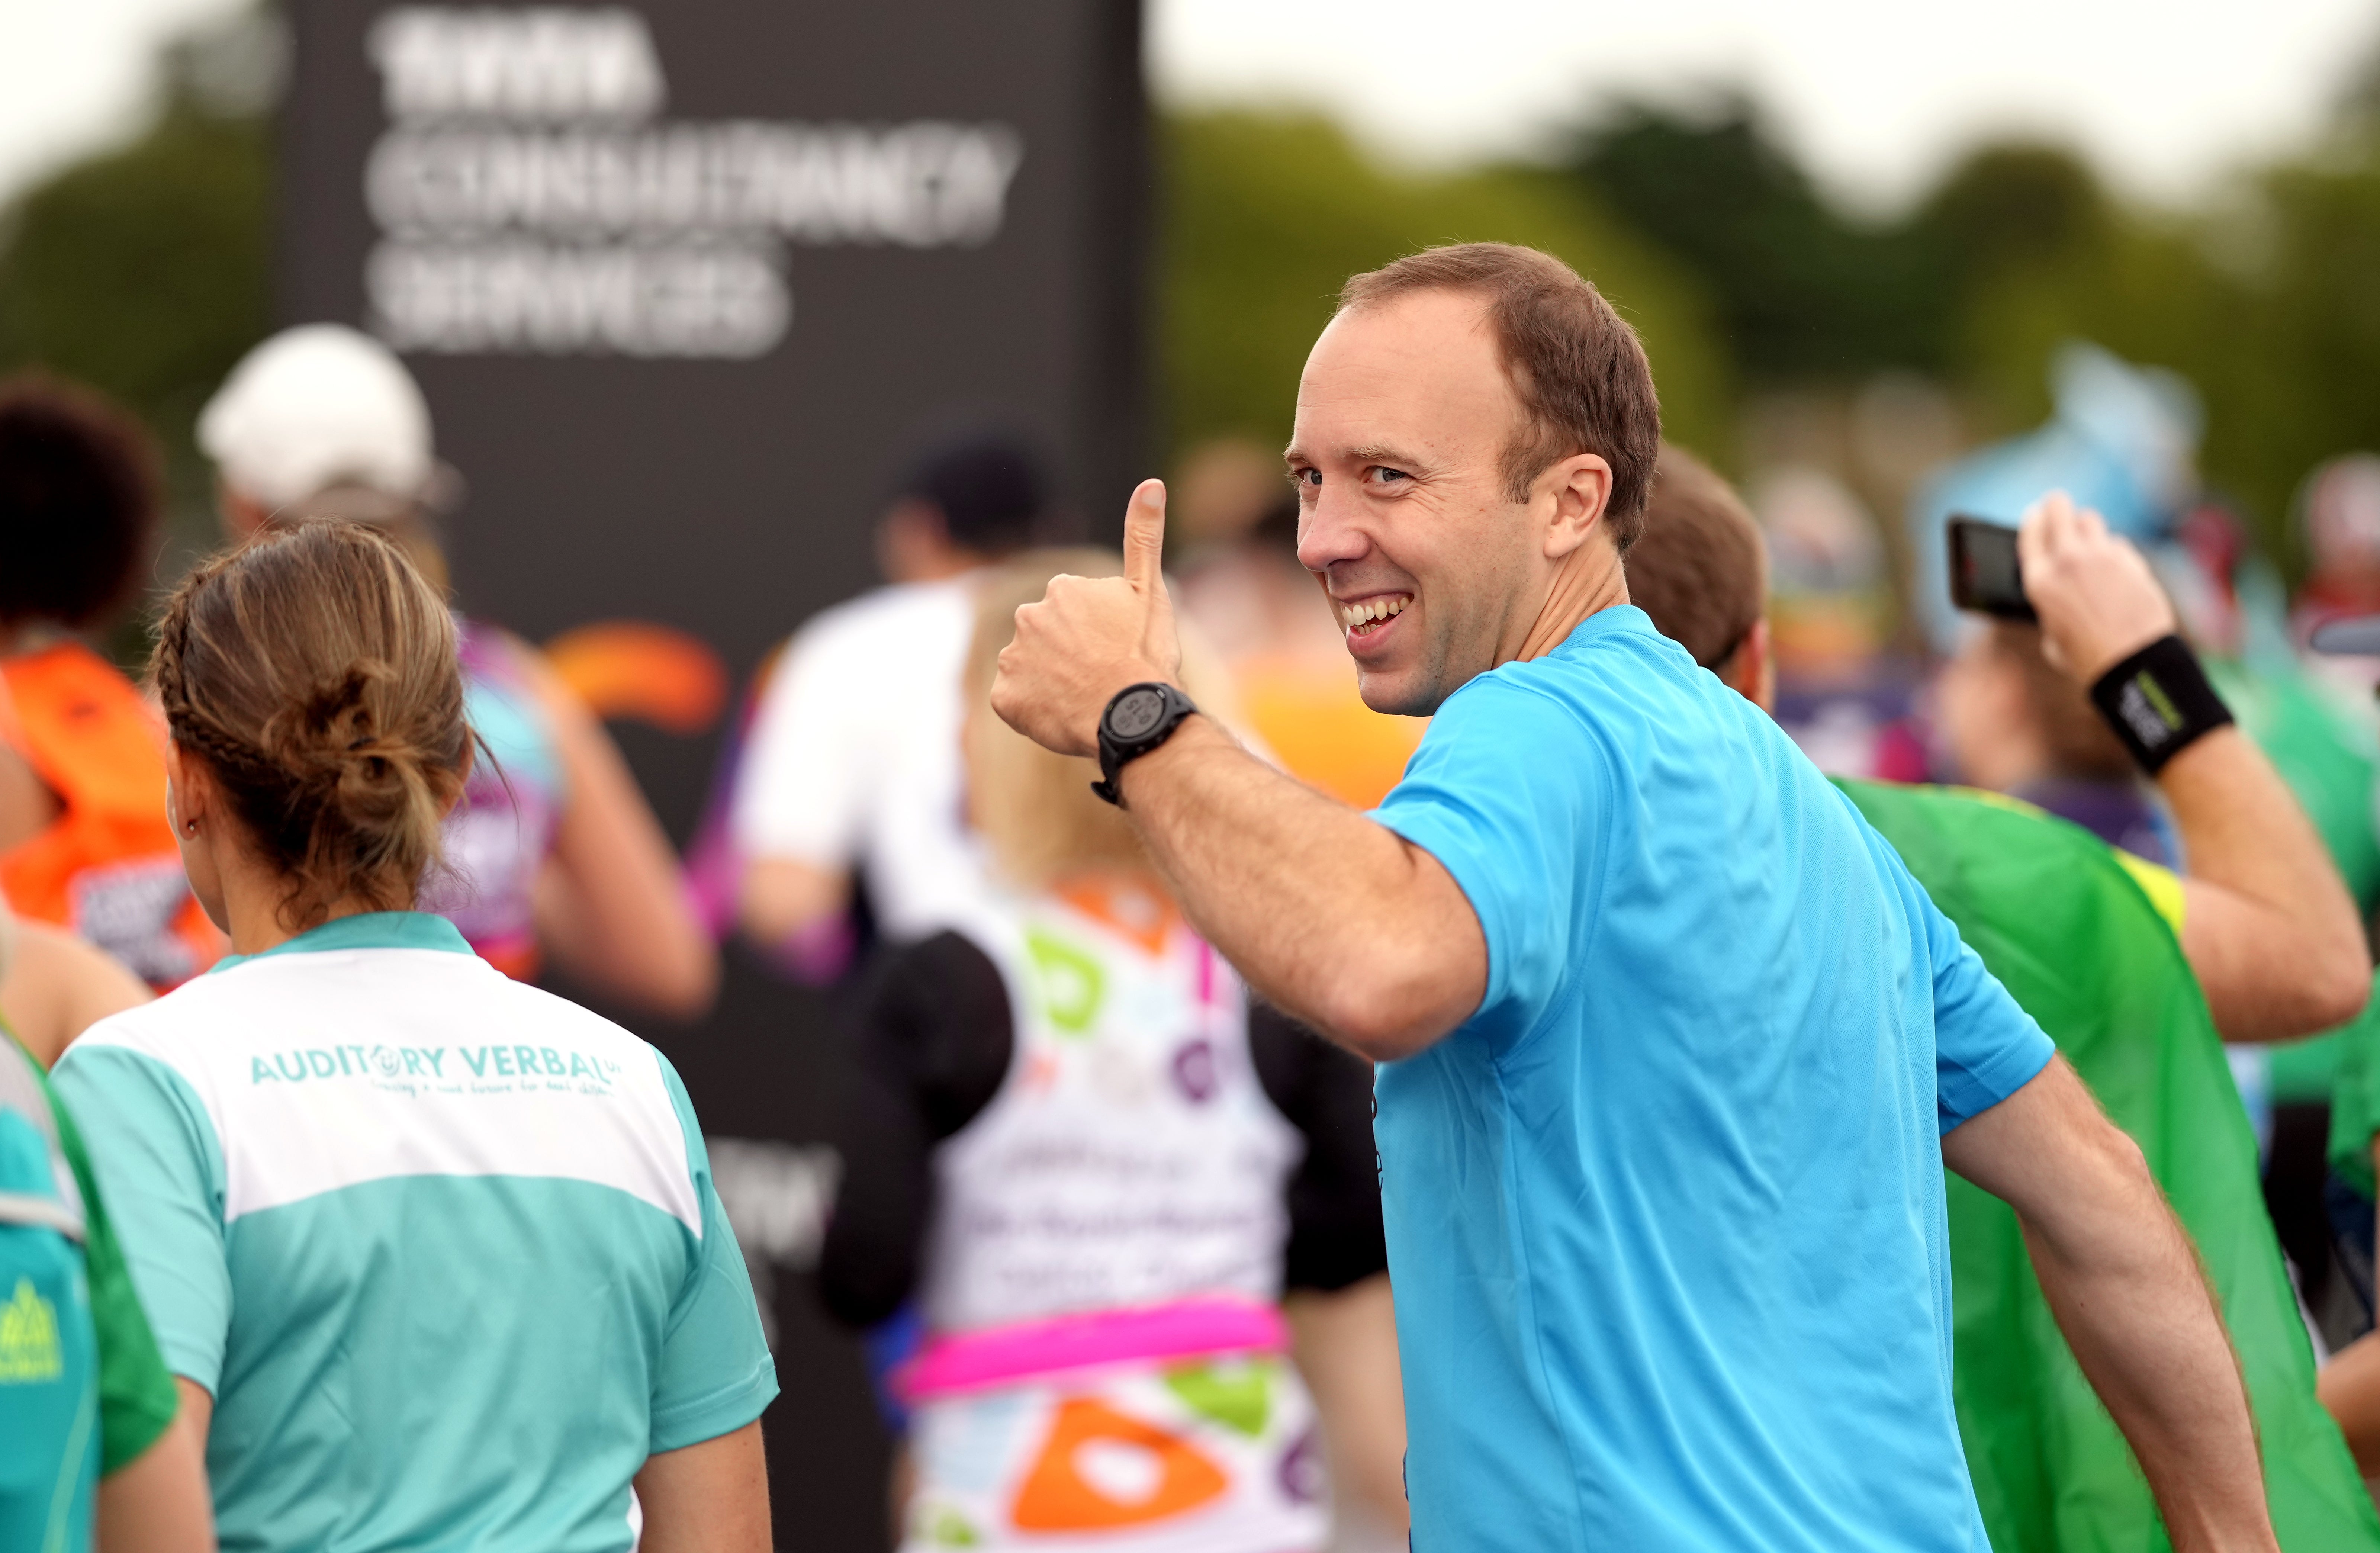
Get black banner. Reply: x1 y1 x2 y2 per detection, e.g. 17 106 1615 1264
277 2 1148 1542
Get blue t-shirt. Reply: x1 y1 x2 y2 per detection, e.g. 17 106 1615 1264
1370 607 2054 1552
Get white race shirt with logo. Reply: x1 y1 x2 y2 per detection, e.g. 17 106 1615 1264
904 885 1326 1553
52 912 776 1553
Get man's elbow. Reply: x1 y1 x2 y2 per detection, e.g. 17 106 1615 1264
1305 963 1473 1064
2308 944 2374 1034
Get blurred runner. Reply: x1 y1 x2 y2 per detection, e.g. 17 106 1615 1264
197 325 716 1019
816 552 1402 1553
730 431 1044 978
0 905 214 1553
0 376 225 989
1631 447 2380 1546
53 522 774 1551
1933 613 2179 865
1749 465 1929 783
2293 455 2380 653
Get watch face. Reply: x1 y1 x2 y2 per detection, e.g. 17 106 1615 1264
1108 686 1168 740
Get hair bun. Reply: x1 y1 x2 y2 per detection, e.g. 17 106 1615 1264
150 522 469 928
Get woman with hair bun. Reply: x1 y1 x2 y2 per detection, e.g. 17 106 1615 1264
52 522 775 1552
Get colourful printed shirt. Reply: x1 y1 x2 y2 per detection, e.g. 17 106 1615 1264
52 913 776 1553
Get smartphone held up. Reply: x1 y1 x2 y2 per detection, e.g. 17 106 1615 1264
1948 516 2035 621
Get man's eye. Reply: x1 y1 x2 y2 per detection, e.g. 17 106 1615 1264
1371 467 1409 485
1297 469 1322 488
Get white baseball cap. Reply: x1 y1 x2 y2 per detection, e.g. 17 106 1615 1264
198 324 435 510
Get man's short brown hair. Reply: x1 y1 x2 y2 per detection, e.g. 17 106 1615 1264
1628 445 1768 668
1339 242 1661 549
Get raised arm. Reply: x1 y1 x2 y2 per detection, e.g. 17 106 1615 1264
2020 494 2370 1040
1941 1057 2277 1553
990 482 1483 1061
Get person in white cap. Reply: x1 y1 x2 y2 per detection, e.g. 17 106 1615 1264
198 324 718 1020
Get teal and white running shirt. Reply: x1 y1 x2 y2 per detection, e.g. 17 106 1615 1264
51 912 777 1552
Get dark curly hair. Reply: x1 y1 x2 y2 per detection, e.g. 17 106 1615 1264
151 521 472 929
0 374 161 629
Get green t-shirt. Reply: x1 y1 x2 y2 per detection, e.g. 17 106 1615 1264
2322 974 2380 1199
0 1031 180 1553
1840 779 2380 1550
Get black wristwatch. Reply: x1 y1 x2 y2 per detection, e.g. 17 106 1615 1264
1092 682 1199 807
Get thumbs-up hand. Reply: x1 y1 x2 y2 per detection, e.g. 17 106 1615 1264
992 479 1185 757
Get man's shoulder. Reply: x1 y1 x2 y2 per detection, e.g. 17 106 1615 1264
1447 612 1715 737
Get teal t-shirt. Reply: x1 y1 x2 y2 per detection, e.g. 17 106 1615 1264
53 913 775 1551
1369 607 2054 1552
1 1030 178 1553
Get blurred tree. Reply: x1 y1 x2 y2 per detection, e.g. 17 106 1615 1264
1914 144 2110 288
1946 143 2380 566
1161 110 1731 473
1562 97 1936 381
0 8 277 589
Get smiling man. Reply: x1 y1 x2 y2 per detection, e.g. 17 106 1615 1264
990 244 2276 1551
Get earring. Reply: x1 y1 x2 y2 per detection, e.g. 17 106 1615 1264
183 818 199 836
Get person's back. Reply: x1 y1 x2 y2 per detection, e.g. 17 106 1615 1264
1378 605 2023 1549
52 520 772 1552
732 433 1046 960
735 575 983 943
61 926 758 1549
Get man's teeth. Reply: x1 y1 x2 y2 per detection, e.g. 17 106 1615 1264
1340 596 1411 630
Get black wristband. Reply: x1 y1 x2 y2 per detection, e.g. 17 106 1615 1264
2088 634 2233 775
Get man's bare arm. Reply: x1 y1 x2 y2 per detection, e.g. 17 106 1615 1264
2158 729 2370 1038
1942 1058 2276 1553
96 1395 214 1553
2020 494 2369 1039
1117 720 1481 1059
634 1421 771 1553
991 480 1483 1060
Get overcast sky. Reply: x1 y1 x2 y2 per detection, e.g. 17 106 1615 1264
4 0 2378 213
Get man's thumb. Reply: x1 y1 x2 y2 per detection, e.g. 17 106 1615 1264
1123 478 1168 598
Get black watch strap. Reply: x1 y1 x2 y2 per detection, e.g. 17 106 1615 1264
1093 682 1198 807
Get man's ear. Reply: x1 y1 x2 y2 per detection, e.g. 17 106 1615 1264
1540 453 1615 561
1723 617 1777 715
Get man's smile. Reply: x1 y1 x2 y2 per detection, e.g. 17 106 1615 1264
1334 591 1413 647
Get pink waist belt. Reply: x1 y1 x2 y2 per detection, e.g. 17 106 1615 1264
899 1296 1289 1401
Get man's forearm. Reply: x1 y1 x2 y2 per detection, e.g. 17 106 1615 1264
2019 1148 2274 1551
1116 716 1483 1058
1946 1062 2276 1550
2160 727 2370 1038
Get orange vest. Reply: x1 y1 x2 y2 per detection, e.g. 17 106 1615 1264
0 643 223 988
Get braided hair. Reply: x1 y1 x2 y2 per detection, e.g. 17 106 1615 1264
151 522 471 929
